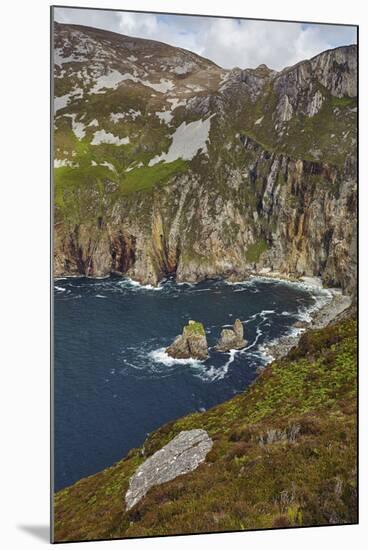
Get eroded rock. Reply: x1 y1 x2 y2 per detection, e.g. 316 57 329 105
166 320 208 360
125 429 213 510
215 318 247 352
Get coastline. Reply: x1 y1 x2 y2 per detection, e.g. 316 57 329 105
54 270 353 367
259 285 352 363
53 271 355 499
54 268 352 371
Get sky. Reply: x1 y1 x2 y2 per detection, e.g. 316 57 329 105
54 7 357 71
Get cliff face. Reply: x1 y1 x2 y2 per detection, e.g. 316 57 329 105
53 23 357 294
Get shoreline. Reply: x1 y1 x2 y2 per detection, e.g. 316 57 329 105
54 270 352 365
53 271 354 495
259 288 352 363
54 269 340 290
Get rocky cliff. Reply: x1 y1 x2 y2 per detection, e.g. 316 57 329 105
53 23 357 295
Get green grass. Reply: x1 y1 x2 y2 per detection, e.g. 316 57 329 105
54 159 189 225
183 320 206 337
54 317 357 542
331 96 356 108
246 239 269 262
232 81 356 168
120 159 189 195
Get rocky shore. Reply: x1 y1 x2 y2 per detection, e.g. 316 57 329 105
260 288 352 363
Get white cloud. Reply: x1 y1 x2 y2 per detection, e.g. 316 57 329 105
54 8 357 71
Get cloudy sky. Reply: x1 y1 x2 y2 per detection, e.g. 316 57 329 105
54 7 357 71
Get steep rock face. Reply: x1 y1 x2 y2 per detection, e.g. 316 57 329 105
53 23 357 296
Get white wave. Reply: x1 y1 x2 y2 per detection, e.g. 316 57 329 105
54 285 66 292
255 283 334 365
257 344 275 364
149 347 205 367
224 349 237 368
95 294 106 298
122 278 164 291
224 279 253 287
191 288 211 293
192 363 229 382
289 326 306 337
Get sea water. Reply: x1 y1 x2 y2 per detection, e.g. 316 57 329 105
53 275 331 491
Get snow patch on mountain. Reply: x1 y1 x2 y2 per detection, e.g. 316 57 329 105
54 87 83 113
155 110 174 124
186 84 205 92
149 114 215 166
167 98 187 109
54 158 78 168
65 114 86 139
172 62 195 75
110 110 141 123
142 78 175 93
89 69 175 95
110 113 125 123
90 70 126 94
125 161 144 172
54 47 88 67
91 130 130 146
91 160 116 172
128 109 141 120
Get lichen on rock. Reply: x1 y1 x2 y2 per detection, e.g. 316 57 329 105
125 429 213 510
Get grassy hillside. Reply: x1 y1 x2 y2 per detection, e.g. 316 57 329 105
54 317 357 542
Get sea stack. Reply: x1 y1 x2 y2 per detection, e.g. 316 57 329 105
166 320 209 360
215 319 247 352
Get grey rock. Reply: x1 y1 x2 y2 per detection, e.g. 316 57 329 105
215 318 247 352
166 320 209 360
125 429 213 510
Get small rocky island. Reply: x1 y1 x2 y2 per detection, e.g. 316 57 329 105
166 318 247 360
166 320 209 360
215 319 247 352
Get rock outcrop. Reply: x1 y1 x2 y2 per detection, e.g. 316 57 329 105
166 320 208 360
215 318 247 352
125 429 213 510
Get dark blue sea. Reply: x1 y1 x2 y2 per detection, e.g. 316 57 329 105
53 276 330 491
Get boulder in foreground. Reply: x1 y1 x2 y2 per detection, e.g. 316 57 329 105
166 320 209 360
125 429 213 510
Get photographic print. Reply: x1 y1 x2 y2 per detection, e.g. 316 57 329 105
52 6 358 543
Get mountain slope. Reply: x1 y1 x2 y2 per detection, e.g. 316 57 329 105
54 317 357 541
53 23 357 294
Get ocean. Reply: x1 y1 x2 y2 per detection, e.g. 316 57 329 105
53 275 331 491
